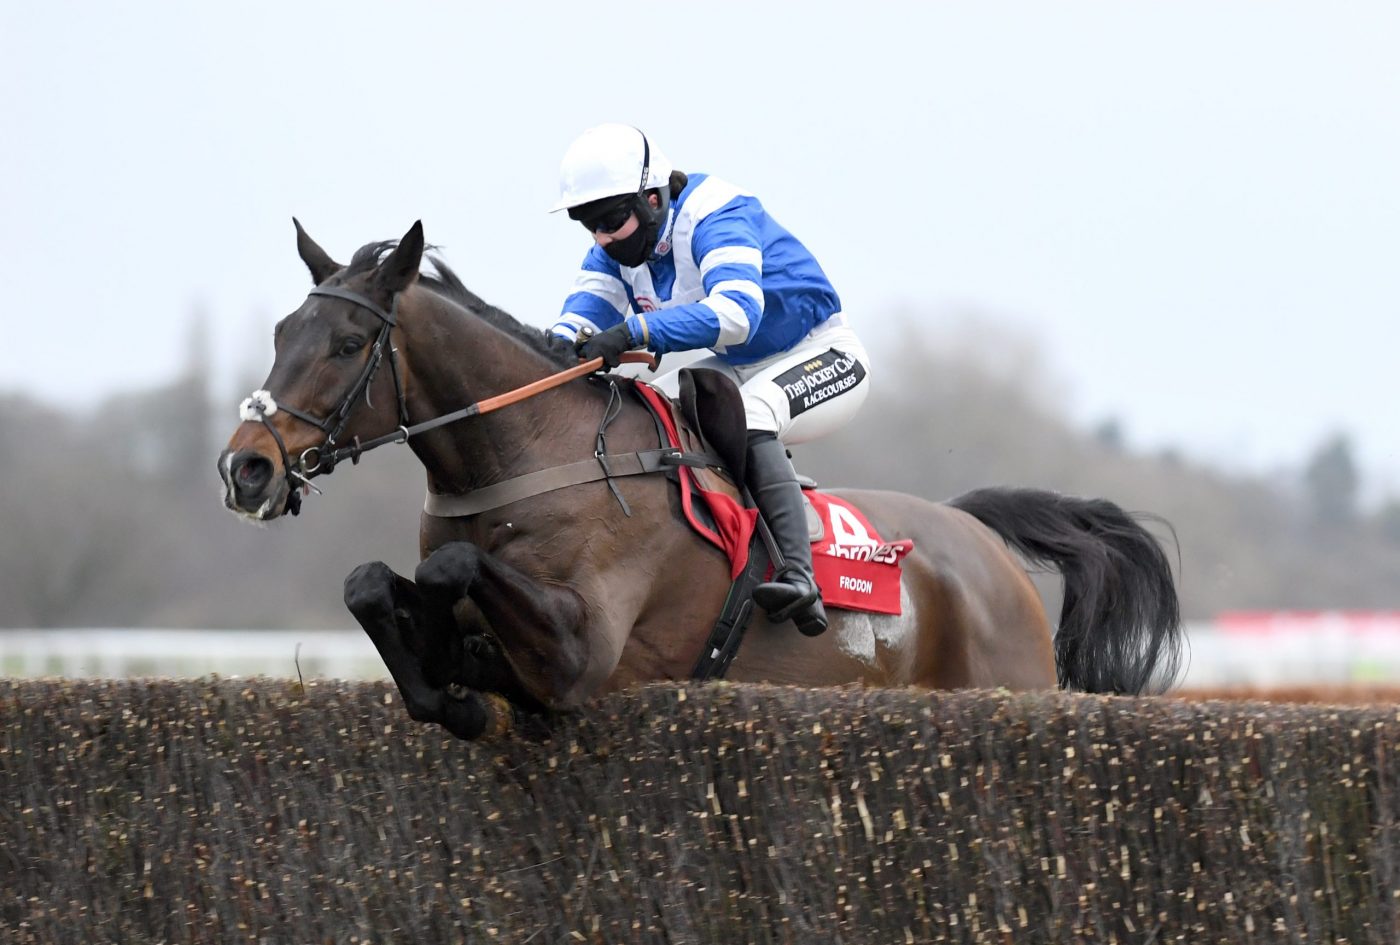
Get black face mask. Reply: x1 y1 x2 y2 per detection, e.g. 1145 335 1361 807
603 218 655 267
606 188 673 268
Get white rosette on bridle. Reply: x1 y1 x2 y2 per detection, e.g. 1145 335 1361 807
239 389 278 422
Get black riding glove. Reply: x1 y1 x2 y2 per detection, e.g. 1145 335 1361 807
576 321 637 371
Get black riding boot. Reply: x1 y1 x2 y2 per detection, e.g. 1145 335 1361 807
746 432 828 637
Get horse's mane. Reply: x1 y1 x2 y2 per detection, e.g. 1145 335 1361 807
344 241 576 368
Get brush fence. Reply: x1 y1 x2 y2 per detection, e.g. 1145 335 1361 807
3 679 1398 944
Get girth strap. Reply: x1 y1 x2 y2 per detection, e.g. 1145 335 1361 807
424 447 721 518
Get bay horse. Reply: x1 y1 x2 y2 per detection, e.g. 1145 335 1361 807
218 220 1182 740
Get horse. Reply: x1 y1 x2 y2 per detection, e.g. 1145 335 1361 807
218 220 1183 740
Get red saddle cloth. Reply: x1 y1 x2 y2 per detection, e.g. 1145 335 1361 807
804 491 915 615
634 383 913 615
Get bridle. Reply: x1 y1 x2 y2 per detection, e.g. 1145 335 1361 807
237 283 655 515
238 285 408 514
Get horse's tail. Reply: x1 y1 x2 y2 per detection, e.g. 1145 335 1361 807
948 487 1183 695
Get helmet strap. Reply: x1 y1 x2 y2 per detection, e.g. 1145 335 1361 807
635 127 651 193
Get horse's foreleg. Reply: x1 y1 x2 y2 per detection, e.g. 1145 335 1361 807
415 541 591 707
343 560 506 740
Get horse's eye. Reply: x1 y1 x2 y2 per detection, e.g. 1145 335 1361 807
336 338 365 358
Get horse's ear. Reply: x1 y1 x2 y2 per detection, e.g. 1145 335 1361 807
293 218 342 285
375 220 424 295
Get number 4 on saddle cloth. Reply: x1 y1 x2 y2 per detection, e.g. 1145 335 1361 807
633 373 914 625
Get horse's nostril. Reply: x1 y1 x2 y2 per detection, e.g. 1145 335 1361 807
231 453 273 496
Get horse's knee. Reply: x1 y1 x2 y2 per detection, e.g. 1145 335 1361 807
415 541 481 599
344 561 396 618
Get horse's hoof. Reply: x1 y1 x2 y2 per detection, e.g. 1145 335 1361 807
440 693 490 740
440 689 514 740
482 693 515 737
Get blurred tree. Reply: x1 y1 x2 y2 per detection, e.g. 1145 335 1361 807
801 317 1399 617
1092 418 1125 452
1376 501 1400 546
3 306 1398 628
1302 433 1359 528
0 396 150 625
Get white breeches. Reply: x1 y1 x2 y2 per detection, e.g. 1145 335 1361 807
650 314 871 445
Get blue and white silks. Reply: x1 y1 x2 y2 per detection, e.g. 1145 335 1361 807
551 174 842 366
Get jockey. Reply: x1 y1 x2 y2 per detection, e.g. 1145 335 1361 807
548 123 871 638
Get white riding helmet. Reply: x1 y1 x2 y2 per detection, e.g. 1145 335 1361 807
550 123 673 213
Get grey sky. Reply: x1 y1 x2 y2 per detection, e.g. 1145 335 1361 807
3 3 1397 493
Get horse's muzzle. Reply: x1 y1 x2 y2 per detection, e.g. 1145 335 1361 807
219 448 290 520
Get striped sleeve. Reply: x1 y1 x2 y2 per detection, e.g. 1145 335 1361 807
550 246 631 343
644 198 766 354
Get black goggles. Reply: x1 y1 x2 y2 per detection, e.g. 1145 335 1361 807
571 196 636 235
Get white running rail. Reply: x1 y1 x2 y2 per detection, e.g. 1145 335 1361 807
0 628 388 680
3 618 1399 688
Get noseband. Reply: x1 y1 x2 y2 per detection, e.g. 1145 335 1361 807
237 285 409 515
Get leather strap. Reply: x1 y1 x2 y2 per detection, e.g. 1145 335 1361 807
309 286 397 325
424 447 721 518
690 525 771 680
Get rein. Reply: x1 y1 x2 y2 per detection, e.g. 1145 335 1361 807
237 284 657 514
